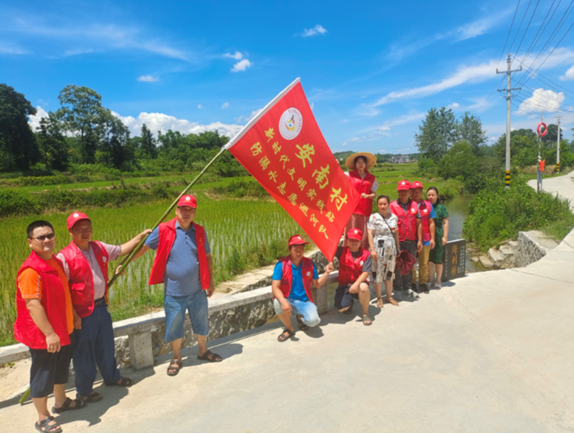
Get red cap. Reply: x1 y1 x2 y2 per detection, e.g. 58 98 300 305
177 195 197 208
411 181 424 190
397 180 411 191
288 235 309 247
67 212 90 230
347 228 362 240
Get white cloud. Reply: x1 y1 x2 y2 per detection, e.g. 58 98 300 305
221 102 229 109
197 104 203 109
560 65 574 81
300 25 327 37
516 88 565 115
112 111 243 138
236 108 262 124
137 75 159 82
0 43 27 55
377 112 427 131
63 48 94 56
224 51 243 60
28 106 50 132
446 102 460 110
231 59 252 72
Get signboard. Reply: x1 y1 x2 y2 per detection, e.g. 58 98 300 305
441 239 466 281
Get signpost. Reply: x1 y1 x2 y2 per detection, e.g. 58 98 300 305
442 239 467 281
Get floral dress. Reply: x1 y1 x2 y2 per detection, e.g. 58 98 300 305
367 212 398 283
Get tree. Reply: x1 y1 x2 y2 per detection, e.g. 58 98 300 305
456 111 487 155
414 107 457 163
139 124 157 158
0 84 40 170
541 123 562 147
98 109 131 169
36 113 69 171
493 129 538 167
55 85 105 164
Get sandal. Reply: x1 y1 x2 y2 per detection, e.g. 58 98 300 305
167 359 182 376
77 391 103 403
52 396 86 413
362 315 372 326
385 296 399 306
35 416 62 433
106 376 133 387
296 315 310 331
197 350 223 363
277 328 295 342
376 298 384 308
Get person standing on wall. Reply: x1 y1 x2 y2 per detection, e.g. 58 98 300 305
57 212 151 402
343 152 378 249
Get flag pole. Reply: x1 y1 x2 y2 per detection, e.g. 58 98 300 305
107 146 227 288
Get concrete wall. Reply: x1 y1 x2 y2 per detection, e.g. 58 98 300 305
515 230 559 268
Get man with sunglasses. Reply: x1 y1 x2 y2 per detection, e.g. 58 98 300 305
15 220 86 434
56 212 150 403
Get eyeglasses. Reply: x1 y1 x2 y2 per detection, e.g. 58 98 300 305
33 233 55 241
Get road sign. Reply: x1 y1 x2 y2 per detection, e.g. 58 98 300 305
442 239 466 281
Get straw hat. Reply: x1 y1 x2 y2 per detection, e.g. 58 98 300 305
345 152 377 170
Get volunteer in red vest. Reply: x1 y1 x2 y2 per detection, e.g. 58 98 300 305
15 220 85 434
411 181 436 294
57 212 151 403
271 235 334 342
334 229 373 326
133 194 217 376
389 180 418 296
343 152 378 249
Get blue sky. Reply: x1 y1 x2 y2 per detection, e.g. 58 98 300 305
2 0 574 154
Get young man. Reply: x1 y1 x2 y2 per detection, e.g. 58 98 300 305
334 229 373 325
57 212 151 402
271 235 334 342
410 181 436 294
389 180 418 296
15 221 85 434
133 195 217 376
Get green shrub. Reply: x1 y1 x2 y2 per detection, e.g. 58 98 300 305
0 189 41 217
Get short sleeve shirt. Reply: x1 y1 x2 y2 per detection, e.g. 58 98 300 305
145 222 211 297
334 246 372 273
367 213 398 240
433 204 449 231
19 257 74 334
272 260 319 302
57 242 120 300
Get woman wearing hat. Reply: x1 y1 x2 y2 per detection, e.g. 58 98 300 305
344 152 378 249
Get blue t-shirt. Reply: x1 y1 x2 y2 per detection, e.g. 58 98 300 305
272 260 319 302
416 202 436 246
145 221 211 297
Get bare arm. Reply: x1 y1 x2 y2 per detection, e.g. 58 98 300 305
394 232 400 253
442 217 449 245
312 262 334 288
429 218 436 249
25 299 61 353
368 229 377 260
417 218 422 252
118 229 153 256
272 279 291 315
206 254 215 297
362 192 376 200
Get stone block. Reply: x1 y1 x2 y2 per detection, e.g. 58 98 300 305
128 329 154 370
487 248 505 268
479 255 494 268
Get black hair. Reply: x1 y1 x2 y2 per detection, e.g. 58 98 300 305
427 187 440 204
354 155 368 167
376 195 390 204
27 220 54 238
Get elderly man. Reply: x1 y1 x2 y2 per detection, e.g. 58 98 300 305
15 221 85 434
410 181 436 294
334 229 372 325
272 235 334 342
57 212 151 403
389 180 418 296
133 194 217 376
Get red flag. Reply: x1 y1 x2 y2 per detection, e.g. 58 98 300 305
225 79 360 261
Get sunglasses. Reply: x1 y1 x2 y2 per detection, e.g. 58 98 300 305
33 233 55 242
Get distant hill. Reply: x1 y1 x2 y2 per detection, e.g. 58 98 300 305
333 151 419 164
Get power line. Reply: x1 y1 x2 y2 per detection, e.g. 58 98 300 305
516 0 540 55
519 0 559 64
498 0 522 68
509 0 534 55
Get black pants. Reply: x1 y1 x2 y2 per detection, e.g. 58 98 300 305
393 240 417 291
29 334 74 398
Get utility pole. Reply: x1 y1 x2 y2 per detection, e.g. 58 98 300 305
537 112 543 193
556 115 561 174
497 54 522 189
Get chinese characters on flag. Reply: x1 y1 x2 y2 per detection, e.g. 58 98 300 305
225 79 360 261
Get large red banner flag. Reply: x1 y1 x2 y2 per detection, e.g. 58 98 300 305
224 78 360 261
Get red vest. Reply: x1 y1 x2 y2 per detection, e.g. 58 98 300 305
417 200 433 242
338 247 371 285
14 252 71 349
278 256 314 303
390 199 418 241
149 218 211 290
59 241 109 318
348 170 376 216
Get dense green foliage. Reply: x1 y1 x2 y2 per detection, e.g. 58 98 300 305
463 179 574 251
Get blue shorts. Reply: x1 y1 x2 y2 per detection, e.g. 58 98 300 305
164 291 209 342
273 298 321 327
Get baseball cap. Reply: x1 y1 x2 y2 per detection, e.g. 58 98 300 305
411 181 424 189
397 180 411 191
177 195 197 208
347 228 362 240
288 234 309 247
67 212 90 230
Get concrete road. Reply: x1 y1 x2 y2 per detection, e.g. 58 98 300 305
528 169 574 211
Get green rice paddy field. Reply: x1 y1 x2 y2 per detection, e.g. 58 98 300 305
0 163 459 345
